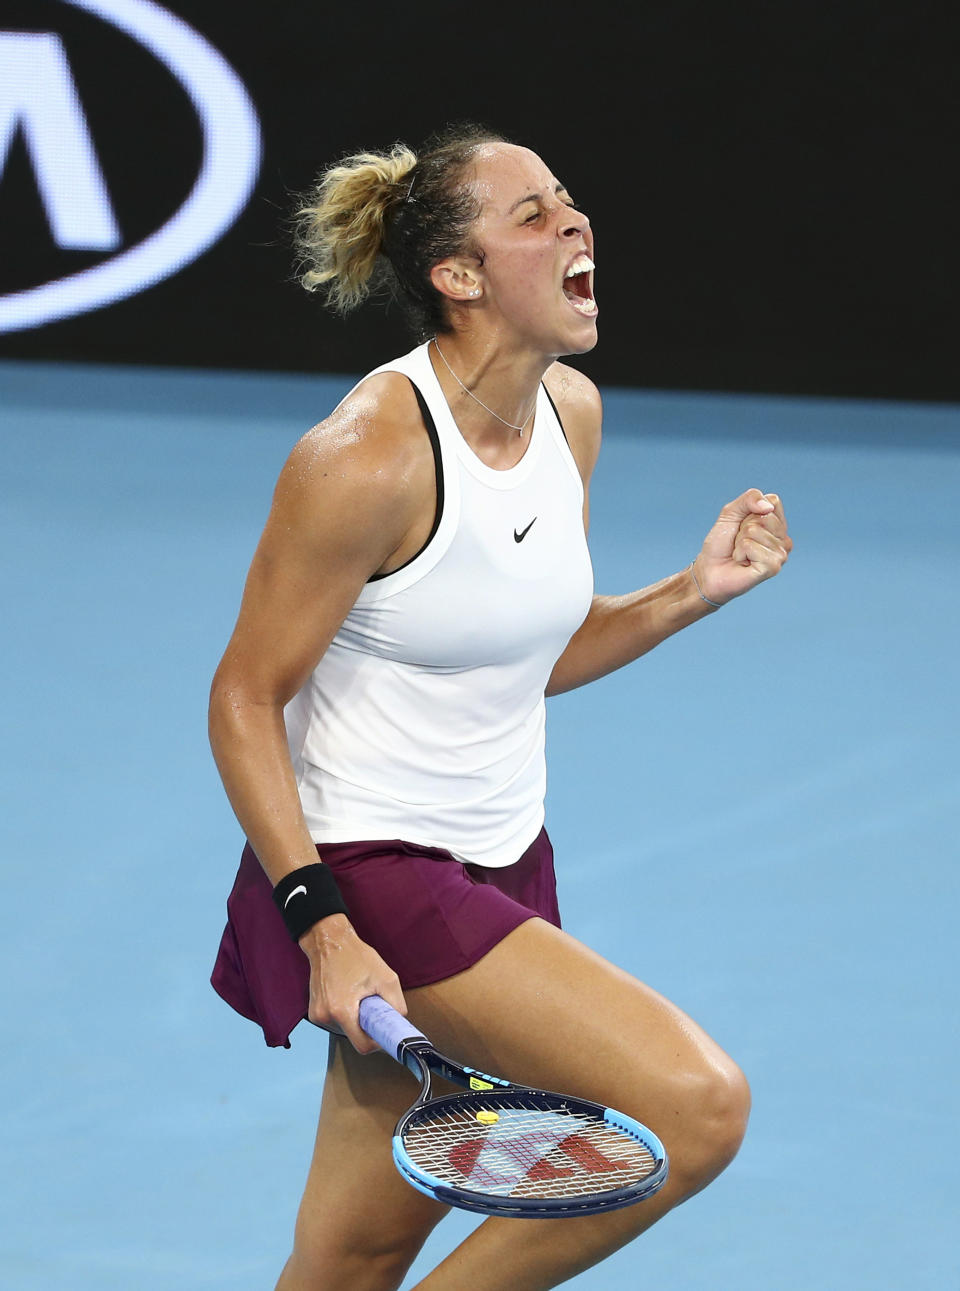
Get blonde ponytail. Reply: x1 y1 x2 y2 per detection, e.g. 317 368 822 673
294 124 508 336
293 144 417 312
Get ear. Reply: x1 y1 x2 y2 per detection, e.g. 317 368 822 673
429 256 483 303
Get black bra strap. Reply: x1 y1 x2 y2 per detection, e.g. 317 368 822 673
541 383 570 445
368 379 445 582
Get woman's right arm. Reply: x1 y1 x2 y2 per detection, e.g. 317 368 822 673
208 375 431 1052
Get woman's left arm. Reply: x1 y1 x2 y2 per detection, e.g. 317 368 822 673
546 489 791 695
543 366 792 697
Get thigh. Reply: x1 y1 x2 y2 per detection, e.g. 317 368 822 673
403 917 744 1137
285 1034 450 1281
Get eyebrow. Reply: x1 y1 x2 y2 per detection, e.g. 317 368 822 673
506 182 570 215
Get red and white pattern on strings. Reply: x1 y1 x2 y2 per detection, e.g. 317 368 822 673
404 1103 658 1199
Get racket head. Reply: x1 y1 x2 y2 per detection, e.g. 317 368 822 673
392 1087 668 1218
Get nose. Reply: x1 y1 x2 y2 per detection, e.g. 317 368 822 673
559 206 589 238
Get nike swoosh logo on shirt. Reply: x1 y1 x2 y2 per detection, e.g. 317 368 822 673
514 518 537 543
284 885 308 908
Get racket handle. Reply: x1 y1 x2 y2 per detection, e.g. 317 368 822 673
358 995 428 1061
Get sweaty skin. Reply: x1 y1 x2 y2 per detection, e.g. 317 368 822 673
210 140 792 1291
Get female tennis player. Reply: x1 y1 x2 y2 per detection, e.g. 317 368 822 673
210 124 791 1290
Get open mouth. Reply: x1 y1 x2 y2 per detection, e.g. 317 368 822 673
562 254 597 316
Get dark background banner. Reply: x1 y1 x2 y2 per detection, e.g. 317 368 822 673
0 0 955 399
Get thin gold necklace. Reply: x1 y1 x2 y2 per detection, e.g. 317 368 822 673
432 338 535 437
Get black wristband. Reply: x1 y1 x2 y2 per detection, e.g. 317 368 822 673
272 863 350 943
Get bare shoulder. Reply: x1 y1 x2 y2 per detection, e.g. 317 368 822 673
270 369 433 565
543 361 602 481
287 371 426 489
543 360 602 418
281 372 429 507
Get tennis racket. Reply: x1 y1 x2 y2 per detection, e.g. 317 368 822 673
358 995 668 1218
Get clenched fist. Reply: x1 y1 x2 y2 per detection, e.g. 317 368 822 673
693 489 792 606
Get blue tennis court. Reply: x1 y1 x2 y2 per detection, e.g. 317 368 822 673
2 359 957 1288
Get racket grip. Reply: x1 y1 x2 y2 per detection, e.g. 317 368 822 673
358 995 428 1061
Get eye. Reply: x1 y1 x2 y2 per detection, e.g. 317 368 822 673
523 208 541 224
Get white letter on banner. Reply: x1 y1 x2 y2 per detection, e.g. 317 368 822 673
0 32 121 250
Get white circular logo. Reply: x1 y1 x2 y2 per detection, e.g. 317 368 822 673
0 0 262 333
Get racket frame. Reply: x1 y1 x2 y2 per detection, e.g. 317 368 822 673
375 1017 669 1218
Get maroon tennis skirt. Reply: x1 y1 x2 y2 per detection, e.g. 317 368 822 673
211 829 561 1047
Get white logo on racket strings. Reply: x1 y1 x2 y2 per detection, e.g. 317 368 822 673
463 1128 572 1189
451 1111 634 1191
283 885 307 908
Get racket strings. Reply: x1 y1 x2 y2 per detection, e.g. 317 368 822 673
403 1099 659 1199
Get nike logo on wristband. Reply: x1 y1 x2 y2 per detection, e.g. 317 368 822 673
514 518 537 543
284 884 308 908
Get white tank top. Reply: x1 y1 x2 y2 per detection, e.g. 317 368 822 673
284 341 594 867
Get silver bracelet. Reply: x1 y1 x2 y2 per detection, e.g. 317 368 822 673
690 562 724 609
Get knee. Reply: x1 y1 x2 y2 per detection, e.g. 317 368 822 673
283 1208 443 1291
660 1058 751 1199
